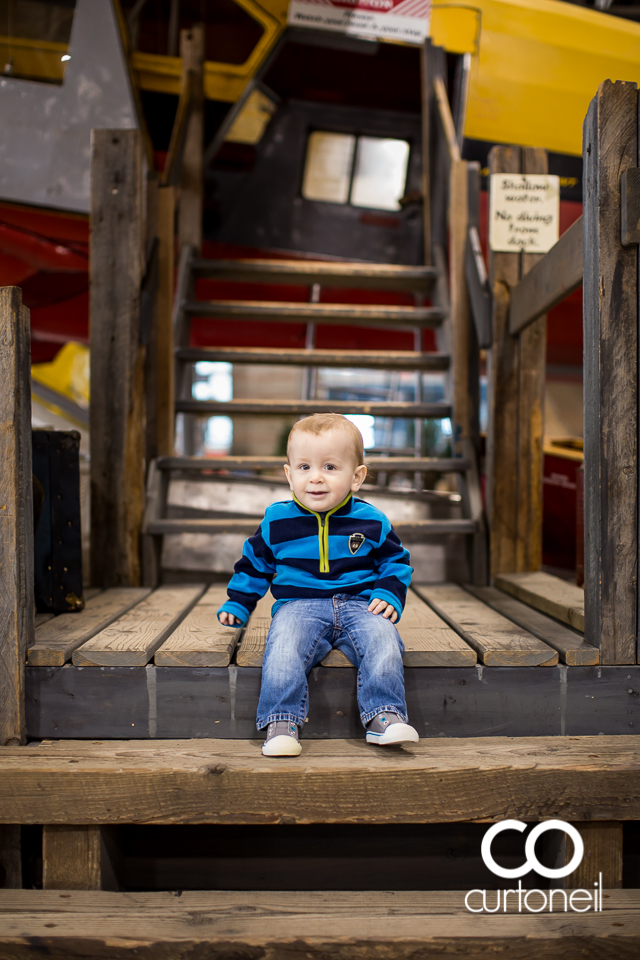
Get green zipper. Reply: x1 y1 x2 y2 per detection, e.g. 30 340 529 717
293 492 352 573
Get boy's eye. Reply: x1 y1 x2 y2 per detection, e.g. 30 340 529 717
298 464 309 470
325 464 336 471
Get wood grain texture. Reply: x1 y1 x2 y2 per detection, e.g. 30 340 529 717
583 81 639 664
90 129 145 588
184 299 445 328
0 288 34 746
516 147 547 573
450 158 471 440
2 889 640 958
0 824 21 888
177 347 449 370
72 585 205 667
236 593 272 667
27 588 151 666
156 185 175 458
1 736 640 825
192 258 437 291
176 398 451 418
414 583 558 666
487 146 521 576
466 585 597 666
158 455 469 473
154 585 242 666
567 820 623 890
509 216 583 335
177 26 204 253
420 39 431 266
42 825 103 890
34 613 54 629
495 571 585 633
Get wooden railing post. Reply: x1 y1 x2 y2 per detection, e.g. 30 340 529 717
90 129 146 588
156 185 176 457
583 80 638 664
178 24 204 254
0 286 33 747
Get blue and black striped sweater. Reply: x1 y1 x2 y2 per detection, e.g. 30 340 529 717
217 492 413 625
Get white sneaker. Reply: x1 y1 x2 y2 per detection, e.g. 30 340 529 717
365 711 419 745
262 720 302 757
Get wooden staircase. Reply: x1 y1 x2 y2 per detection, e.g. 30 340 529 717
142 244 487 587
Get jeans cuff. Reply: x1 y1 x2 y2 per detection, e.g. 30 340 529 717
360 705 408 726
257 712 305 730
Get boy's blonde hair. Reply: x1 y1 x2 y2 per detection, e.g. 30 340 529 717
287 413 365 466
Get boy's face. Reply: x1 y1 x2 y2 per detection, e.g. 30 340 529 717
284 428 367 512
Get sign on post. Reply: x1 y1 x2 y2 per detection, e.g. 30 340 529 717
287 0 431 45
489 174 560 253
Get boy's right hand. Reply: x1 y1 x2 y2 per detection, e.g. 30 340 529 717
218 611 242 626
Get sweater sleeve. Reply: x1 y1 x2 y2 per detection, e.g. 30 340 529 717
217 517 275 625
370 520 412 619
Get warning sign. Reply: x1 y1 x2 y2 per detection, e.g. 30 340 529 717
287 0 431 46
489 174 560 253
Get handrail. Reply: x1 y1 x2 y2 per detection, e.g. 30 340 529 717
161 69 195 188
508 215 583 336
433 76 460 165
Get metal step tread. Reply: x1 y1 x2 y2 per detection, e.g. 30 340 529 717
182 299 445 328
175 347 450 370
190 257 438 290
157 456 470 473
175 399 452 418
147 518 476 536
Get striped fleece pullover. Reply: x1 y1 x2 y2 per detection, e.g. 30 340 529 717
217 492 413 625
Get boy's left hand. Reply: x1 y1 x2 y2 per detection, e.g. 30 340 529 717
368 598 398 623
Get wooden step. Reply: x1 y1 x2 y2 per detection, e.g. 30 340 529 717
175 346 450 370
1 888 638 956
495 571 585 633
153 585 242 667
156 455 470 473
183 299 445 328
191 256 438 291
175 399 452 418
2 736 639 824
146 518 476 539
414 583 559 667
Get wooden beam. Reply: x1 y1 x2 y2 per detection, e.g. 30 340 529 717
449 157 472 440
156 186 175 457
466 164 492 349
160 69 194 188
0 287 33 746
420 40 431 265
566 821 624 890
191 258 438 290
177 25 204 253
43 825 118 891
175 398 451 418
583 80 639 663
90 129 146 588
183 299 446 327
176 347 449 370
509 216 583 335
433 76 460 164
2 737 640 824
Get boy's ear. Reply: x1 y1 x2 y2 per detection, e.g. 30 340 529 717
283 462 293 488
351 463 367 491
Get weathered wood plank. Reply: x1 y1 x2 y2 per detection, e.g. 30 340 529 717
177 26 204 253
27 588 152 666
156 185 175 457
420 39 431 266
583 80 638 664
1 736 640 825
154 586 242 667
235 593 272 667
566 820 623 890
2 889 640 957
515 147 547 573
184 299 445 328
157 455 469 473
450 156 472 440
90 129 145 588
34 613 54 630
495 571 585 633
191 258 437 291
175 398 451 418
414 583 558 666
42 825 103 891
72 585 205 667
176 347 449 370
509 216 583 335
487 146 521 576
0 288 33 747
466 585 597 666
433 76 460 164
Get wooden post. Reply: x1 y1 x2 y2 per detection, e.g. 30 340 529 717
156 185 176 457
90 129 146 588
420 40 431 266
487 146 521 575
43 825 118 891
0 287 33 746
450 157 471 443
583 80 638 664
178 25 204 254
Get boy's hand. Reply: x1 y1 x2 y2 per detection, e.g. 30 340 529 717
218 611 242 626
368 598 398 623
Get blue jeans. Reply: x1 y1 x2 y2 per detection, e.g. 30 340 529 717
256 595 408 730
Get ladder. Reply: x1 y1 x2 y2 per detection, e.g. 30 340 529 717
142 249 487 587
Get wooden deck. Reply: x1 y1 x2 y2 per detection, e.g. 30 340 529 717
1 888 639 958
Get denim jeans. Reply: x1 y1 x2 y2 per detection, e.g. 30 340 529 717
256 594 408 730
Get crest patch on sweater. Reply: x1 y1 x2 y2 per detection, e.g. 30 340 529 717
349 532 366 555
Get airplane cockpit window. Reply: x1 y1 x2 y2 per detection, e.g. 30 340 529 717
302 130 410 211
0 0 76 85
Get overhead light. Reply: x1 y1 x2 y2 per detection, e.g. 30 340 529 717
61 54 71 61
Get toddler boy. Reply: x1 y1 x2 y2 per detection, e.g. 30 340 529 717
218 413 419 756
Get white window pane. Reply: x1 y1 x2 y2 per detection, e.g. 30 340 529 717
345 414 376 450
350 137 410 211
302 132 356 204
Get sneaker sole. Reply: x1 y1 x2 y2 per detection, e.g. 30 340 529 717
366 723 419 746
262 734 302 757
